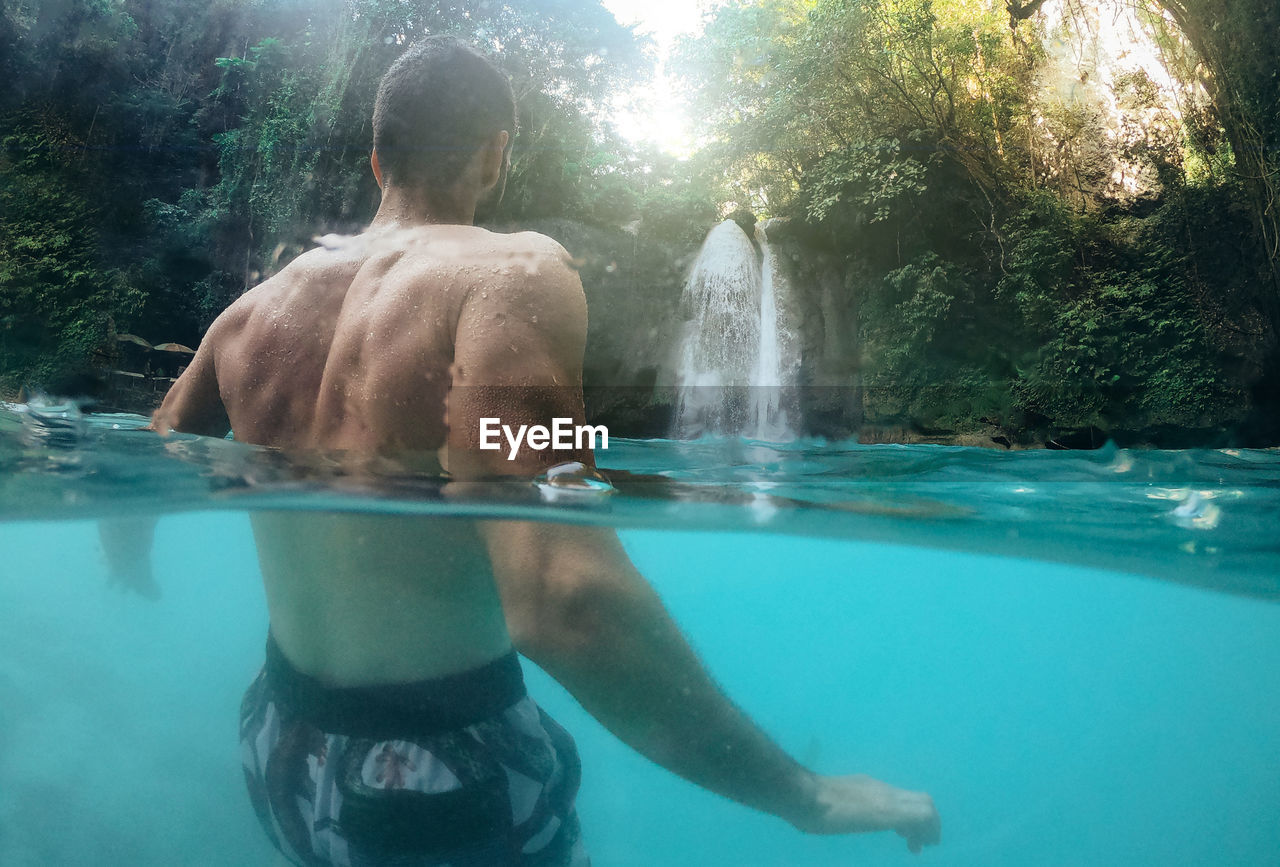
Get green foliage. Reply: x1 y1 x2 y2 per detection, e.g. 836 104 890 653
676 0 1020 213
996 194 1234 429
856 253 1010 428
0 128 143 387
673 0 1269 438
1149 0 1280 324
629 151 720 247
805 139 930 226
866 254 962 373
0 0 673 391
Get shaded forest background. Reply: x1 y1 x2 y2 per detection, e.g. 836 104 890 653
1 0 1278 445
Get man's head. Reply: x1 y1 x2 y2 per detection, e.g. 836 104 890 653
372 36 516 206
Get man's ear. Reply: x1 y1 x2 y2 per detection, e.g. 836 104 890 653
480 130 510 190
371 150 384 189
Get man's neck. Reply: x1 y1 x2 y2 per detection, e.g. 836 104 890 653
370 185 477 229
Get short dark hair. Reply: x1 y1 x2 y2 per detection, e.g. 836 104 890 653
372 36 516 191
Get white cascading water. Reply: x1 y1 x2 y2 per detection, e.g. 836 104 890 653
672 219 799 439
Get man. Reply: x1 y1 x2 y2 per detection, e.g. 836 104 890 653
153 37 940 866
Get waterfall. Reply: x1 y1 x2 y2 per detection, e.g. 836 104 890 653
672 219 799 439
751 223 795 439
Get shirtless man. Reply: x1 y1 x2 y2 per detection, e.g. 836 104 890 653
152 37 940 866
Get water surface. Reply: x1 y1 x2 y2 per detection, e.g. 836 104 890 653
1 407 1277 865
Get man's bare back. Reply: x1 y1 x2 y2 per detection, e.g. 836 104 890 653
201 224 579 454
156 224 586 685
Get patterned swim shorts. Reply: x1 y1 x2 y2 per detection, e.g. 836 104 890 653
240 636 589 866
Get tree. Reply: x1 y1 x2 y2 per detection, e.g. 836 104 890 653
0 0 655 390
1144 0 1280 339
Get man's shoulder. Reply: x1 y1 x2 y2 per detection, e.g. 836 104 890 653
492 228 571 258
491 230 580 289
455 227 574 274
202 246 330 336
422 228 582 301
450 229 585 336
491 232 583 313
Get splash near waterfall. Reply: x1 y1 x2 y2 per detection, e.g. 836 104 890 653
672 220 800 440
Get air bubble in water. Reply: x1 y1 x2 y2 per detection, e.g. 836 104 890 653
1171 491 1221 530
22 398 88 450
534 461 615 502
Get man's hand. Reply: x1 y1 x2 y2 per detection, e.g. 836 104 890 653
791 774 940 853
98 516 162 599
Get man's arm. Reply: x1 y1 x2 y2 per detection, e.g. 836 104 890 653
151 317 232 439
450 240 939 850
445 237 592 478
103 313 234 598
487 522 938 847
99 515 161 598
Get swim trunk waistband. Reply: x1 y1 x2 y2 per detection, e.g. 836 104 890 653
263 635 527 739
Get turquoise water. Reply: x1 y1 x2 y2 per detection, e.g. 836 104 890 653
2 407 1278 865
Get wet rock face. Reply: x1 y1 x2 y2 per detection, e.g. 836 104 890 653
760 225 862 437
